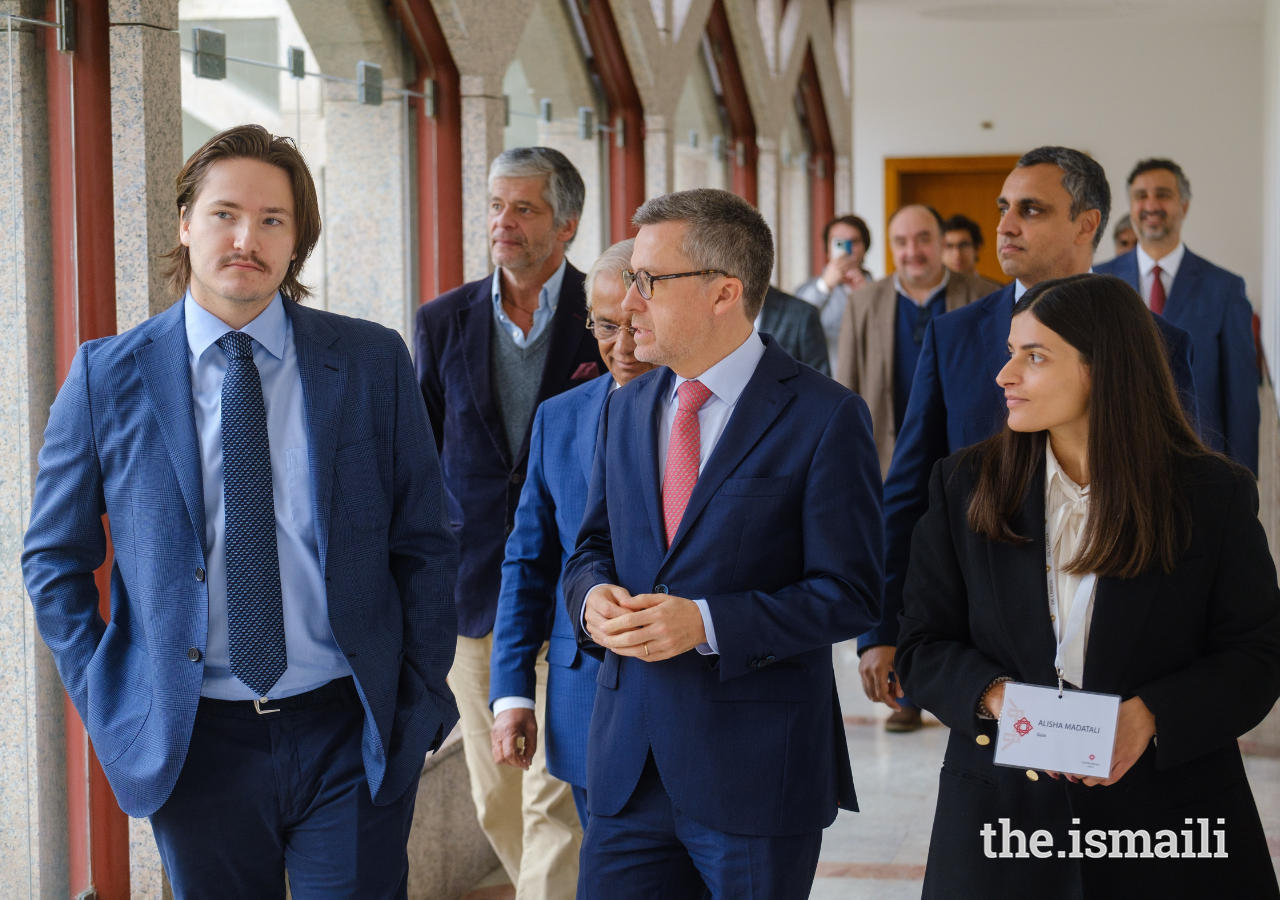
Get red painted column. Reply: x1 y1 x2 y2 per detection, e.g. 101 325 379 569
43 1 129 898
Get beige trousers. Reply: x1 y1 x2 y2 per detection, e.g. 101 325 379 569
449 634 582 900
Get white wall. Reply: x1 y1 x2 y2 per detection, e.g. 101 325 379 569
852 7 1264 300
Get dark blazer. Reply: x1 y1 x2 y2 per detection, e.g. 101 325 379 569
896 450 1280 900
489 373 609 787
870 281 1199 651
1095 249 1259 474
563 336 884 836
758 286 830 375
414 265 604 637
22 300 460 817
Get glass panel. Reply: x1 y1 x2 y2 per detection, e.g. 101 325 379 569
778 101 812 293
673 47 729 193
502 0 608 270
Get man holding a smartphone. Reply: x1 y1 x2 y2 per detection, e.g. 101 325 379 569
795 215 874 372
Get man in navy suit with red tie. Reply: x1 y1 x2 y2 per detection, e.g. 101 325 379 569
564 190 884 898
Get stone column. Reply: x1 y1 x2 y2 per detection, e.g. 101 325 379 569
0 7 65 899
460 74 505 283
834 154 852 217
644 111 673 200
109 0 182 333
756 136 780 285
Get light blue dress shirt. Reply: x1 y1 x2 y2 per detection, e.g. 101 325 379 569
491 258 567 347
185 292 351 700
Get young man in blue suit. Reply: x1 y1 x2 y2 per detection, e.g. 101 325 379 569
488 239 655 843
22 125 459 898
1095 158 1259 473
414 148 603 899
563 190 884 899
859 147 1200 715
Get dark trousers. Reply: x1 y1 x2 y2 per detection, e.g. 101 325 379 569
150 677 418 900
577 753 822 900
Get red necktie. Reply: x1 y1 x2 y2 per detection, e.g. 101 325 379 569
1150 264 1166 315
662 380 714 548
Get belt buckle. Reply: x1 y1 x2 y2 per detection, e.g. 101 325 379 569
253 697 280 715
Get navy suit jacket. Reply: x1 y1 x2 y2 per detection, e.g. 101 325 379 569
489 373 609 788
563 337 884 836
869 281 1200 651
1095 248 1259 473
414 266 604 637
22 299 460 818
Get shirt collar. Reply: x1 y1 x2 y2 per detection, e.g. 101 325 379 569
185 291 288 361
1015 268 1097 304
1045 441 1087 502
668 330 767 409
1136 241 1185 280
491 257 568 314
892 268 949 305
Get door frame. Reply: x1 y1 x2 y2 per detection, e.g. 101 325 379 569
883 154 1021 274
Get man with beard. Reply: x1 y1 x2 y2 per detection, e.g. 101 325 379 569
1096 158 1258 473
415 148 604 900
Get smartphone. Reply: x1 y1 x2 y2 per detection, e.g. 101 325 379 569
833 239 854 258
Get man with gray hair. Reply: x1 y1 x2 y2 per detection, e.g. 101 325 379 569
414 147 603 900
860 147 1199 719
564 189 884 898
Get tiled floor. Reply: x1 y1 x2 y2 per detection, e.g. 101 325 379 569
466 640 1280 899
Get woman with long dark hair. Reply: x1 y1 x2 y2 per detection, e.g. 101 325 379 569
896 273 1280 899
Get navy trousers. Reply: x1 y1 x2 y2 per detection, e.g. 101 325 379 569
577 753 822 900
150 677 418 900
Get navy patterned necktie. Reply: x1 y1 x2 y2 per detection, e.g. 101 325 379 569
217 332 287 698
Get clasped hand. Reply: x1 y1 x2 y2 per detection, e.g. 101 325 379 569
583 584 707 662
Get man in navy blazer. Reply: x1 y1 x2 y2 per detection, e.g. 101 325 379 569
489 239 656 835
414 148 603 898
22 126 458 897
1095 158 1258 473
563 190 883 899
861 147 1200 715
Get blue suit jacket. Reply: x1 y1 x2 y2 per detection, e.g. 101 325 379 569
1095 248 1259 473
563 337 884 836
21 300 460 818
489 373 610 788
868 281 1200 651
414 267 605 638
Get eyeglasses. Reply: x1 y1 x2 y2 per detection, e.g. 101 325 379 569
621 268 730 300
585 316 637 341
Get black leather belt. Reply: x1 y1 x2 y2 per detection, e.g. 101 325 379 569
199 676 357 717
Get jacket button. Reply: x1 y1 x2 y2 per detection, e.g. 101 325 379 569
654 584 668 594
975 734 990 746
187 647 202 662
194 567 205 582
510 471 522 484
765 655 775 664
749 659 759 669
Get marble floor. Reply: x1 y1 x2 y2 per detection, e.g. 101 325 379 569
466 640 1280 899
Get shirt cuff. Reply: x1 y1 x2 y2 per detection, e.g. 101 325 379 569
493 696 536 716
581 583 610 633
813 278 832 296
693 598 718 656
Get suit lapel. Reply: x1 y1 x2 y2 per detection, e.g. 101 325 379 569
1163 250 1201 323
986 456 1060 686
527 266 589 468
286 302 345 572
457 290 511 467
634 368 671 555
973 286 1016 445
134 305 208 554
577 374 610 485
1081 570 1162 695
663 342 795 561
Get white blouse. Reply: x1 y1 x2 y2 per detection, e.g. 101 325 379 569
1045 443 1096 688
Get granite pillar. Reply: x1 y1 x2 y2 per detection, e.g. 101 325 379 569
644 111 673 200
0 7 65 899
460 76 505 283
109 0 182 332
756 136 780 284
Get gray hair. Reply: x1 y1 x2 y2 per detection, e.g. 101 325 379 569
631 189 774 320
1113 212 1133 237
1127 158 1192 202
585 239 635 311
488 147 586 241
1017 146 1110 249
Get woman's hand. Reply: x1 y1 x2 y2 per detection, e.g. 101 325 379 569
981 681 1006 719
1081 695 1156 787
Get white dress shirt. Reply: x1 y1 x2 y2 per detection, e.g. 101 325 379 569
580 331 767 659
1045 442 1096 689
1135 242 1185 309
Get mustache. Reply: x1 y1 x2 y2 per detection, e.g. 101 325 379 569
218 252 269 272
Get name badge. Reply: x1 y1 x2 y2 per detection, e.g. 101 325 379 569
993 682 1121 778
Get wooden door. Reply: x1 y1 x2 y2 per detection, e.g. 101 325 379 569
885 155 1021 285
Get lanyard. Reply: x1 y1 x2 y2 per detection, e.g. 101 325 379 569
1044 525 1097 698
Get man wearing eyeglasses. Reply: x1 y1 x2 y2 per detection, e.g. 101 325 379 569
489 239 654 853
563 189 884 899
414 148 603 900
